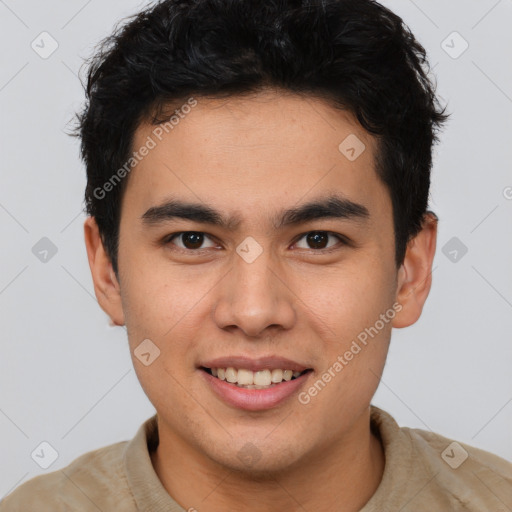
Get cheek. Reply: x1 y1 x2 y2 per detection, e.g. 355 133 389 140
299 275 394 427
119 243 203 339
121 266 208 410
300 253 395 397
305 256 396 335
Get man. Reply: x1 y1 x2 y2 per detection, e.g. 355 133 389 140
2 0 511 510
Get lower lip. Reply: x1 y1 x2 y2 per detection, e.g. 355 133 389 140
200 369 311 411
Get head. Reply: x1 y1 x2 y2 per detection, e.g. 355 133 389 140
77 0 447 475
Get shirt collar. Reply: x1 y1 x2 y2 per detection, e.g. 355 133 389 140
122 406 415 511
123 413 185 512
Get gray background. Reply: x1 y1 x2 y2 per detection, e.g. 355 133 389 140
1 0 511 496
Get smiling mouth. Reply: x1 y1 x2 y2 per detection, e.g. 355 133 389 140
201 366 312 389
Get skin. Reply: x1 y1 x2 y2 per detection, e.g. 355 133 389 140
84 88 437 512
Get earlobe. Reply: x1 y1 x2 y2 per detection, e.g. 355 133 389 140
84 217 125 326
392 212 438 328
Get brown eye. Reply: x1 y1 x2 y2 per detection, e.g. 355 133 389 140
307 232 329 249
294 231 345 251
167 232 216 251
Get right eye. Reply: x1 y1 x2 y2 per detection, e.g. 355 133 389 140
164 231 219 252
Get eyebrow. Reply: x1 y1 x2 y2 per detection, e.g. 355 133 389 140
141 194 370 230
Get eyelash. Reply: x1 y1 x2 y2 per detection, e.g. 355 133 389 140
163 231 349 254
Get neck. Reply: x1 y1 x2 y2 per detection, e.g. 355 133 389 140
150 407 385 512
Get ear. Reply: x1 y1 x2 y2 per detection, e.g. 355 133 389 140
392 212 437 328
84 217 125 326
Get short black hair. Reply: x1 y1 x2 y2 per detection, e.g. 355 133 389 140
73 0 448 276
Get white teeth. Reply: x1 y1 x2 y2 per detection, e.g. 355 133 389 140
254 370 271 386
271 369 283 383
225 367 237 383
237 369 254 385
208 367 306 386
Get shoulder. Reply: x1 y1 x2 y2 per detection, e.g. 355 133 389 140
368 406 512 511
403 424 512 509
0 440 136 512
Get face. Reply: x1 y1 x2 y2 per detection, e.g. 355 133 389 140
86 89 435 474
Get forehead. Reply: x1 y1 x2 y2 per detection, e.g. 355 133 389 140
123 90 390 227
138 90 374 159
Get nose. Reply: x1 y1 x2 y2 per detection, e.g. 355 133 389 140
212 243 297 339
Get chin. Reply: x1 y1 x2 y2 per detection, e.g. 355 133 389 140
204 437 306 477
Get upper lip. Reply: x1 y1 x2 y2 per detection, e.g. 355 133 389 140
199 356 312 373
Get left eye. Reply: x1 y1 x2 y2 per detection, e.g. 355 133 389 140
165 231 345 252
293 231 345 251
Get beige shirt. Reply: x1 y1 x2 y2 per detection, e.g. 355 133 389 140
1 406 511 511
